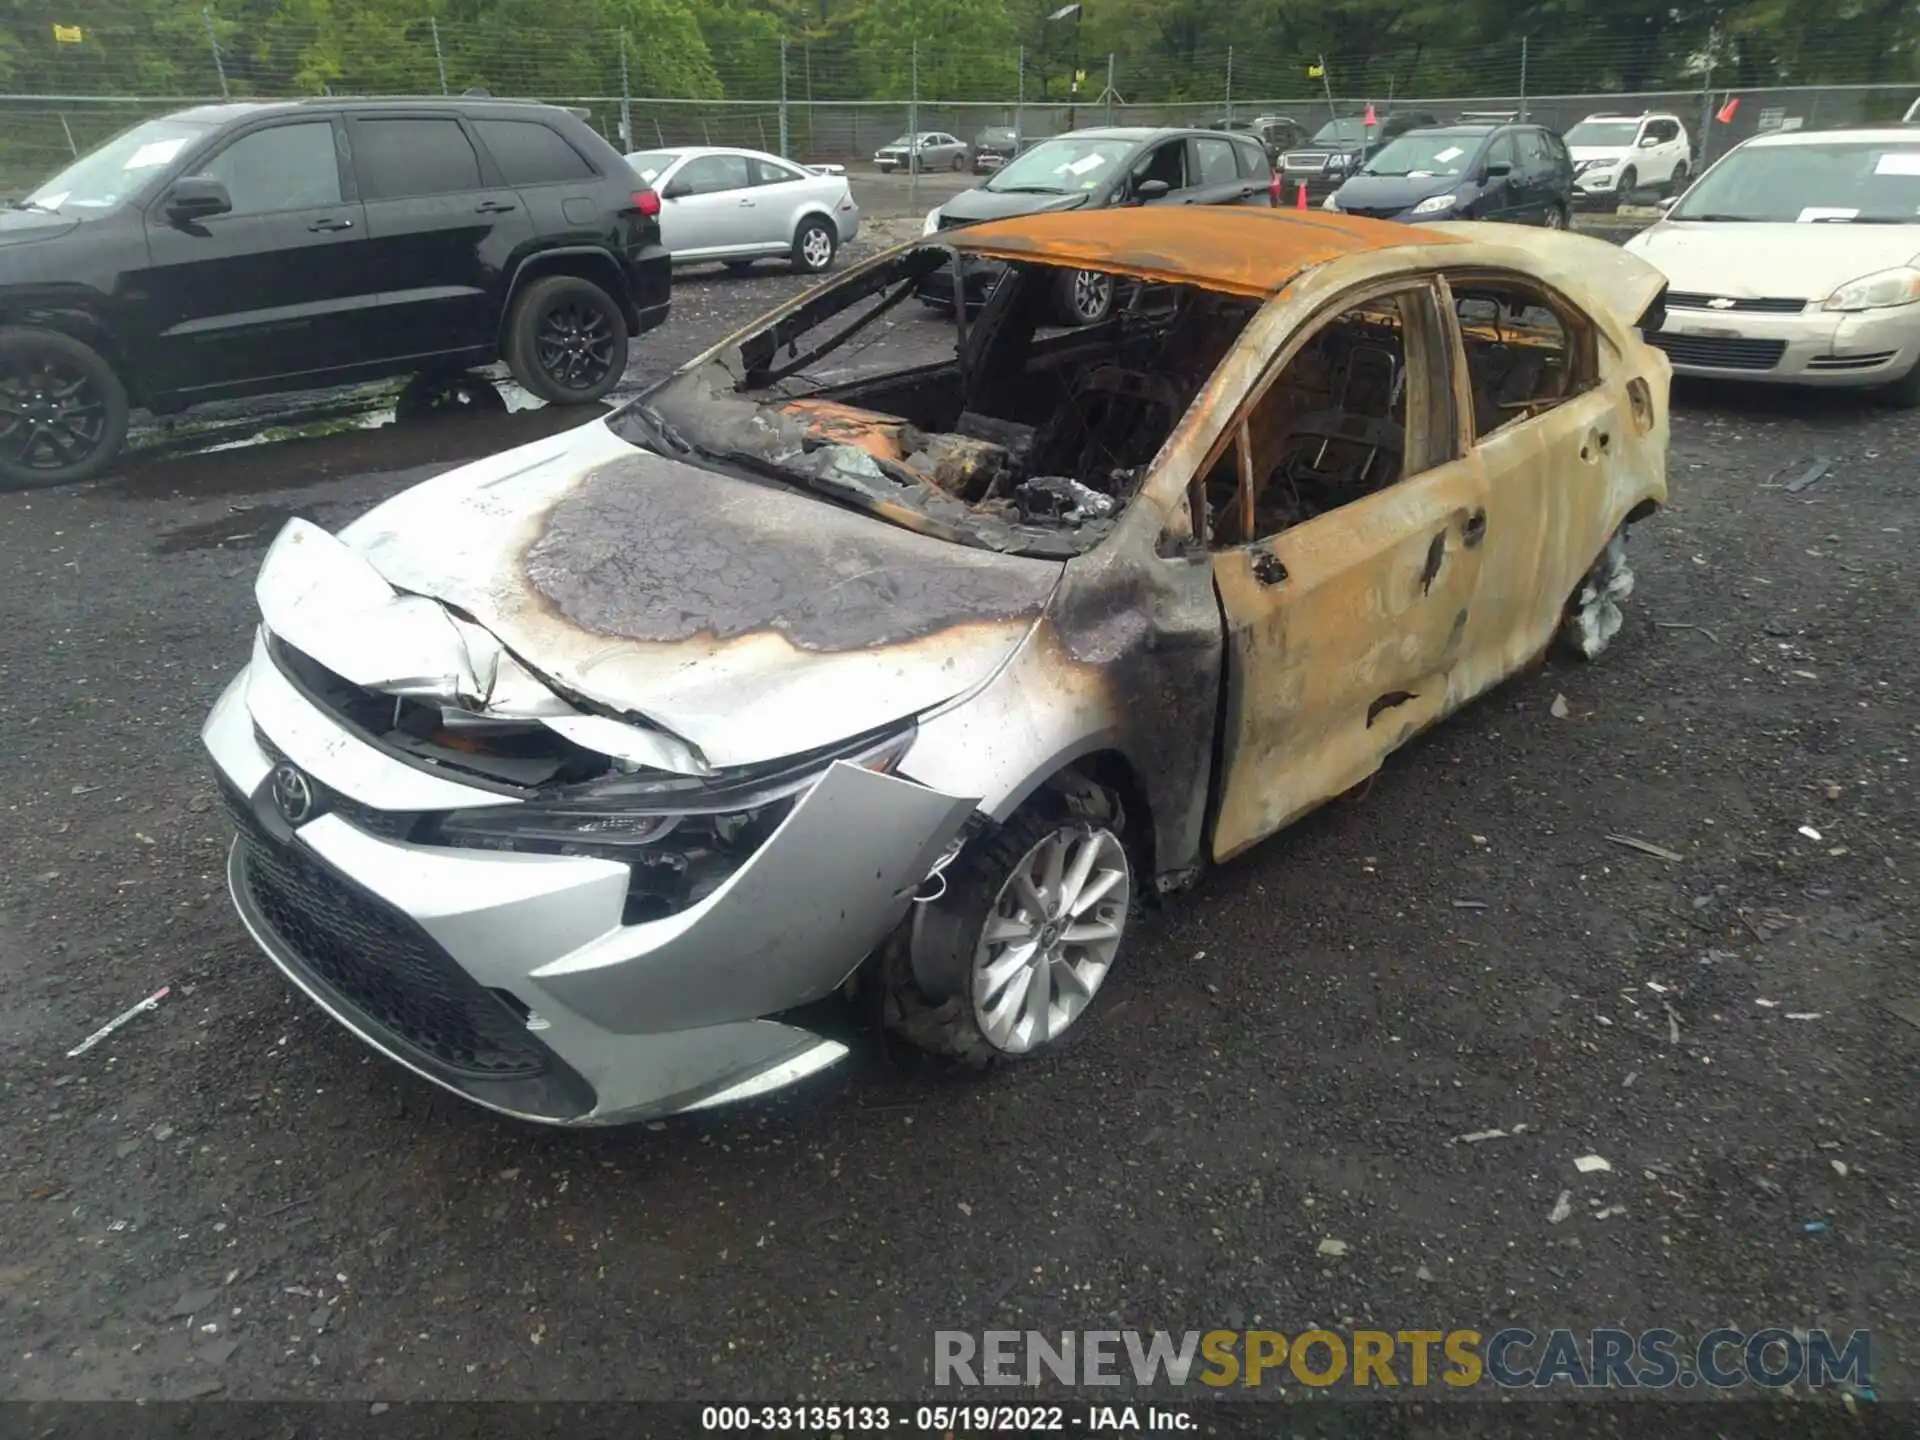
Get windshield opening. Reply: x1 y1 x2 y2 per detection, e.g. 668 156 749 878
618 247 1262 559
25 116 213 212
1363 131 1479 178
625 150 678 185
984 136 1134 194
1566 121 1640 148
1673 142 1920 223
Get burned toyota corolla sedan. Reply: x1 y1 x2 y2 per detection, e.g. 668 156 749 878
203 207 1671 1126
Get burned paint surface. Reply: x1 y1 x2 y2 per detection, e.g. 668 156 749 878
522 453 1062 652
952 207 1466 299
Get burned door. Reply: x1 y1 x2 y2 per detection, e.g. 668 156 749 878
1441 272 1639 678
1204 278 1491 862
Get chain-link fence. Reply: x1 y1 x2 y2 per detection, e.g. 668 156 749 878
6 15 1919 191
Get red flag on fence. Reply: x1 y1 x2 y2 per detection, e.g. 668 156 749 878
1716 96 1740 124
1363 103 1378 127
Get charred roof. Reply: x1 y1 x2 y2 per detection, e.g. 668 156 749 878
947 207 1464 299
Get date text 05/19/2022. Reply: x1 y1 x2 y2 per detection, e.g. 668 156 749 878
698 1404 1193 1432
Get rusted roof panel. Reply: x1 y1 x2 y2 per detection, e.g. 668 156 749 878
949 207 1463 298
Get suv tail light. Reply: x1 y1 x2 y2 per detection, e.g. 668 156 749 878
633 189 661 218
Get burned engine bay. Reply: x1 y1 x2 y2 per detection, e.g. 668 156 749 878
619 246 1262 558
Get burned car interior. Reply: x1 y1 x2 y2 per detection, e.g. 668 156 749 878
1192 288 1452 548
1451 277 1592 438
625 244 1261 556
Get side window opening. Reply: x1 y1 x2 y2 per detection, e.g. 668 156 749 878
1449 277 1591 440
1194 285 1455 549
202 122 342 215
1134 142 1186 192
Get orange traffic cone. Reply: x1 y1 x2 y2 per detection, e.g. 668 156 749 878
1296 181 1308 210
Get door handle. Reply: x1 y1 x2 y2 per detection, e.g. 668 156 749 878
738 197 755 206
1250 549 1289 586
307 217 353 232
1462 508 1487 546
474 200 517 214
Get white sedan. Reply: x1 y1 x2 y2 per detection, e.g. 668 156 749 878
625 145 859 273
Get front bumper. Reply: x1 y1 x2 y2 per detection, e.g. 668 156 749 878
1573 169 1630 202
972 152 1011 173
1278 171 1345 204
202 642 974 1126
1647 303 1920 386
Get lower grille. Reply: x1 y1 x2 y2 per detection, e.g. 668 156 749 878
224 787 553 1081
1807 350 1898 371
1666 292 1807 314
1646 333 1787 371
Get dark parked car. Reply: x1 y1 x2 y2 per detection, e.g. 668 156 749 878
1206 114 1312 162
1326 122 1576 227
1278 111 1441 204
0 97 671 488
918 126 1276 324
970 126 1024 173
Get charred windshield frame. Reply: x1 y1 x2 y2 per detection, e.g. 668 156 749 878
616 240 1265 560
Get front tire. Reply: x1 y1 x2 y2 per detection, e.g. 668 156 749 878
1667 161 1690 195
502 274 628 405
1613 166 1638 210
1544 203 1569 229
884 788 1133 1067
0 326 130 489
791 216 838 274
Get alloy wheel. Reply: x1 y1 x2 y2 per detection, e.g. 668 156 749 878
1071 269 1113 323
533 300 616 393
800 225 835 270
971 824 1130 1054
0 352 109 476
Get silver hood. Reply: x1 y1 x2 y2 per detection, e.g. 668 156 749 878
1625 220 1920 302
261 419 1063 770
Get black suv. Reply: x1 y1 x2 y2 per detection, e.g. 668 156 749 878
1278 112 1442 204
0 98 671 487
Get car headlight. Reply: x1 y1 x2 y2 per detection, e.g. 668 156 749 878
1824 266 1920 312
1410 193 1460 216
1327 154 1353 171
922 206 943 236
431 724 917 920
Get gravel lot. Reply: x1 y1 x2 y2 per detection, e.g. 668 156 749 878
0 206 1915 1408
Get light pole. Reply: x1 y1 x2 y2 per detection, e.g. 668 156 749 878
1048 3 1083 132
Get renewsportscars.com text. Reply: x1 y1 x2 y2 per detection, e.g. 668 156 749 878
933 1327 1871 1390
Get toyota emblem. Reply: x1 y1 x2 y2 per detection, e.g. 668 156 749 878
270 763 315 825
